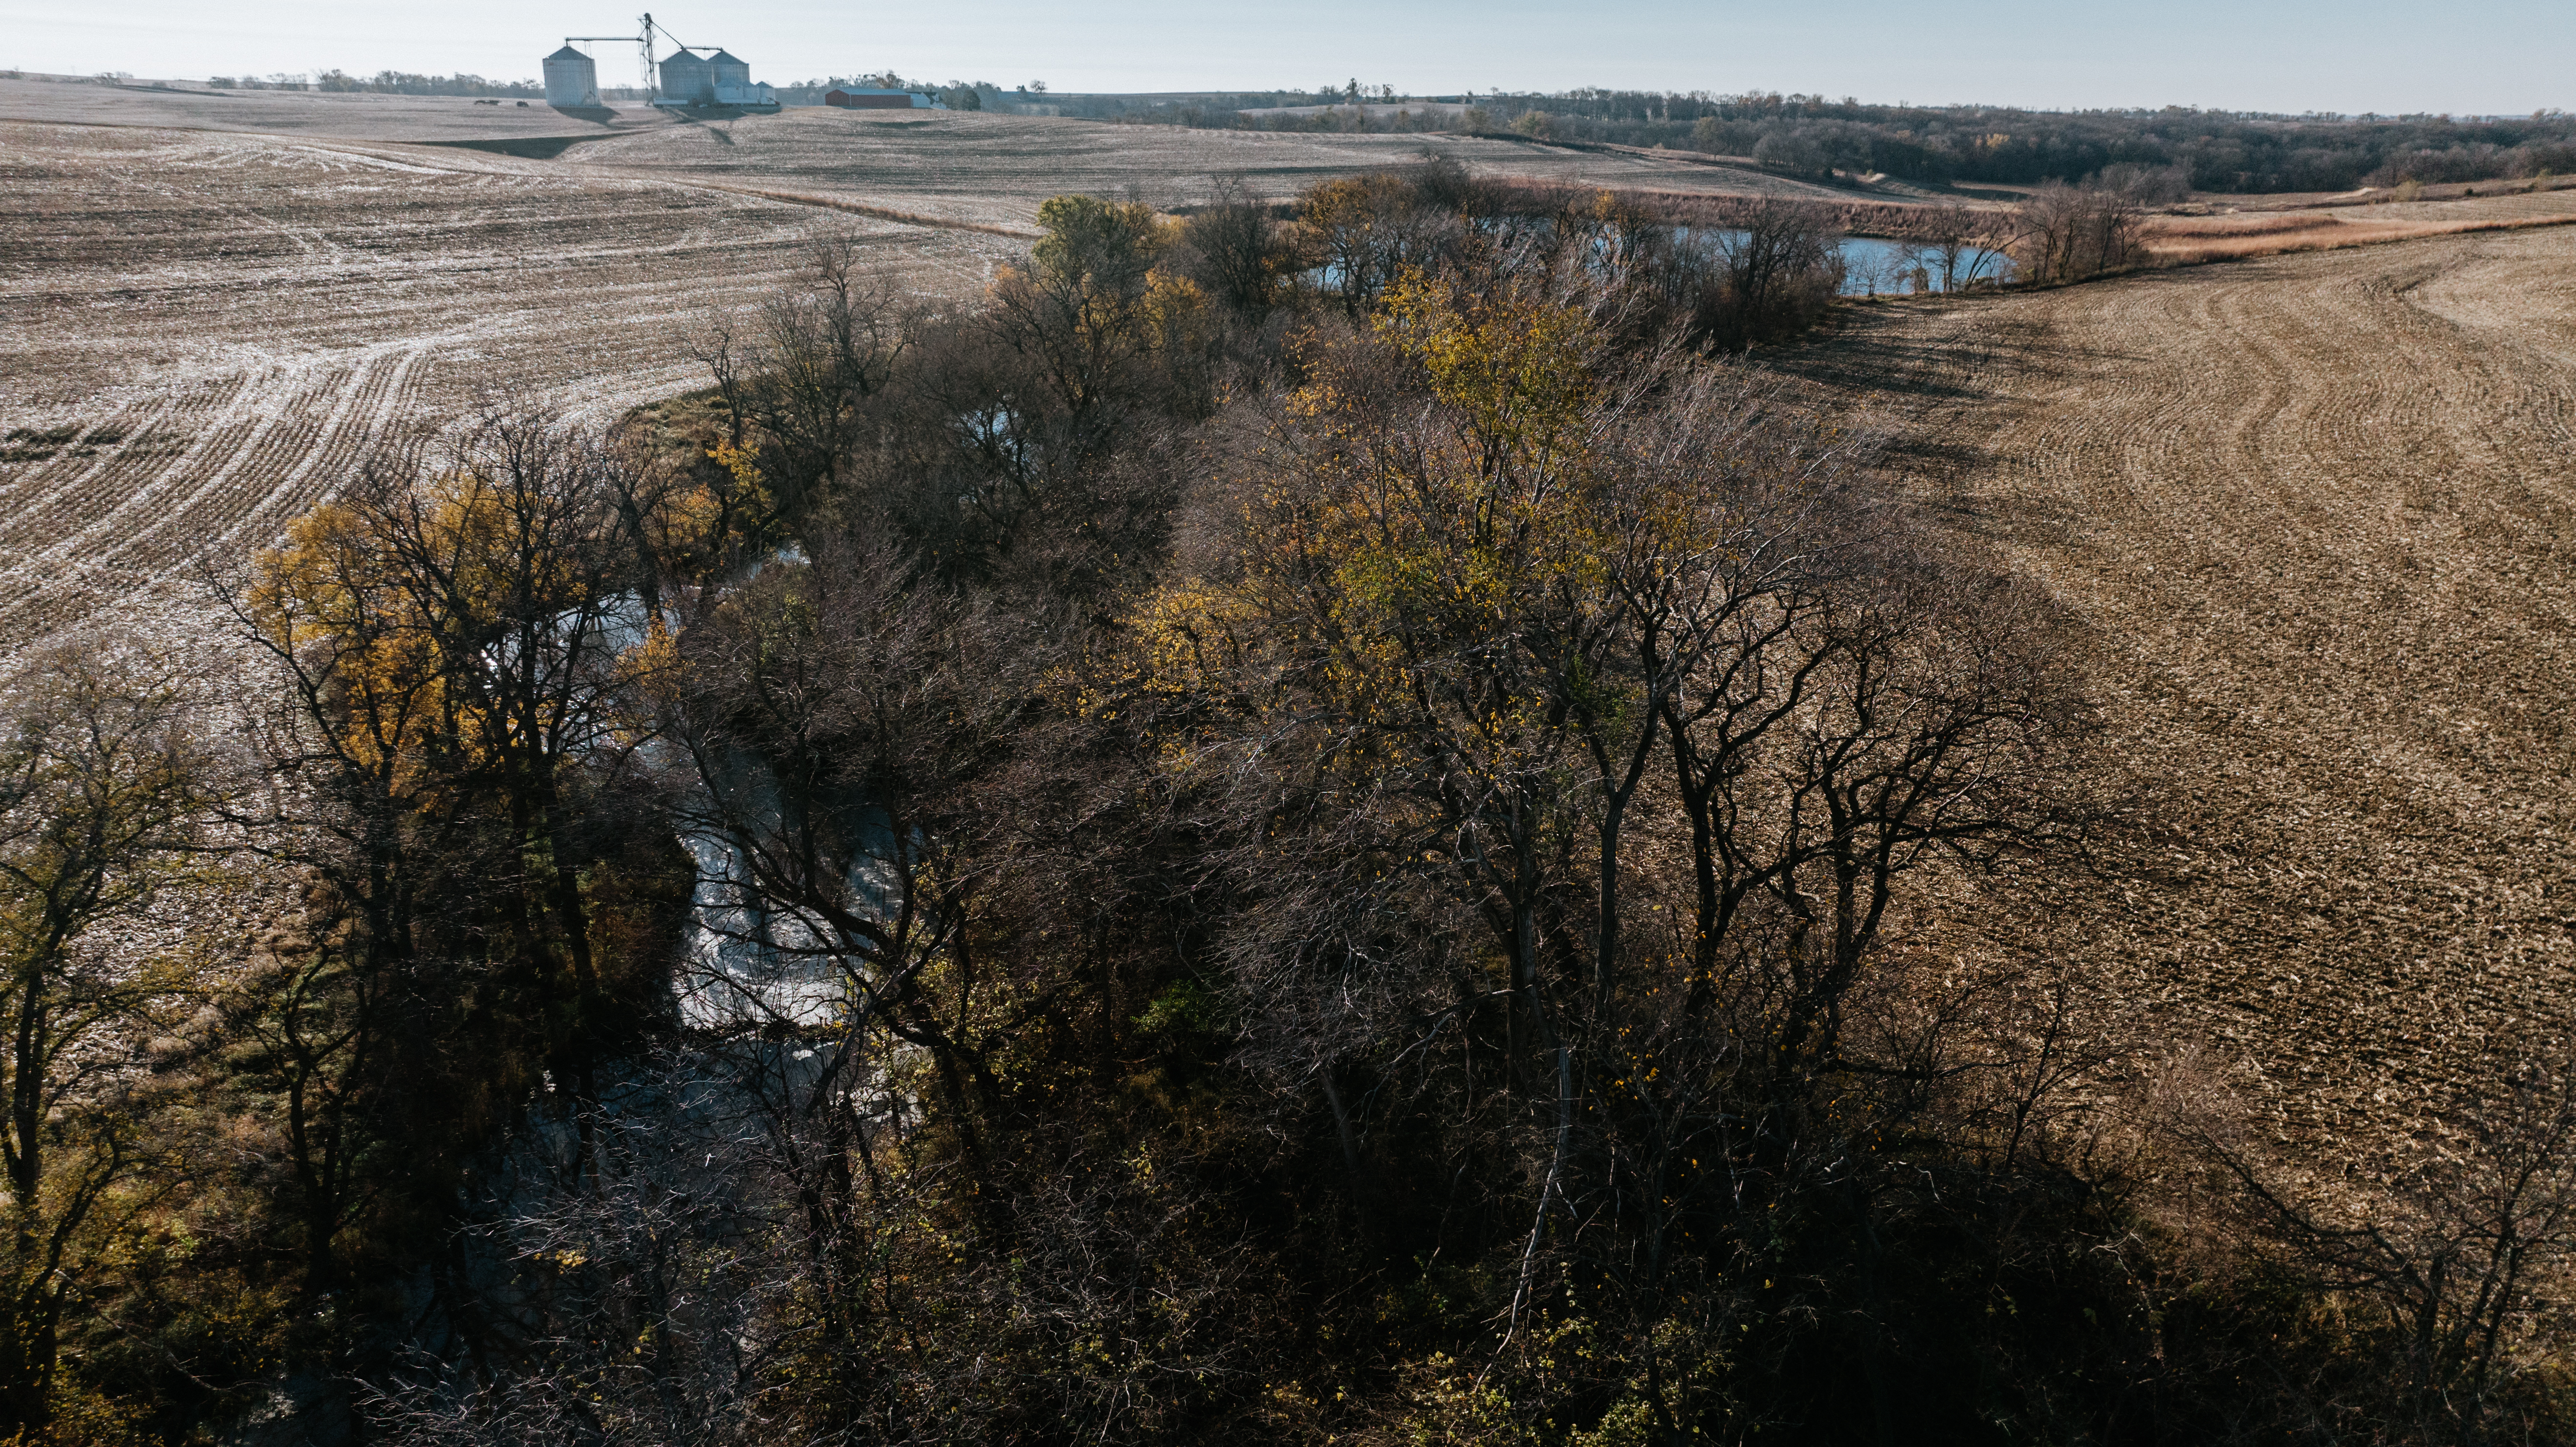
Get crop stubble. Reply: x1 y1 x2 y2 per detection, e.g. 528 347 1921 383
0 118 1016 654
0 89 1835 658
1789 230 2576 1173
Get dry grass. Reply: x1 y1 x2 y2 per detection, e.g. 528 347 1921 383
1781 227 2576 1189
2150 213 2346 239
2144 192 2576 264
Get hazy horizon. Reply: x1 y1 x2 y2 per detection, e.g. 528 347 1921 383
5 0 2569 116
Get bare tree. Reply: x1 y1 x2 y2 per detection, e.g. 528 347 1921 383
736 236 914 512
1175 176 1288 319
1697 198 1844 348
2009 183 2146 287
2208 1059 2576 1443
1904 204 2010 292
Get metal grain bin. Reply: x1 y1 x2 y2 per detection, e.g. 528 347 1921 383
542 45 600 107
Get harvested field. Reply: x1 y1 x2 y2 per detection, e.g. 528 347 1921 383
0 84 1892 659
0 76 684 142
0 118 1016 656
1781 228 2576 1178
0 79 1847 231
540 108 1853 230
2143 190 2576 263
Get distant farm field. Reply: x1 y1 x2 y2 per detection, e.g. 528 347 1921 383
0 118 1014 653
0 82 1856 656
1782 227 2576 1179
546 106 1857 229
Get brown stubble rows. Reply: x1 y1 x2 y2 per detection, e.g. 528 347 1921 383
1785 229 2576 1184
0 120 1018 657
550 106 1853 230
0 86 1871 663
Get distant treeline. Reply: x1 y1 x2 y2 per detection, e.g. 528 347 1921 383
209 71 545 97
772 75 1012 110
1082 86 2576 193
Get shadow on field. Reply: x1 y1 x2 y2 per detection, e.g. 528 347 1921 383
1770 309 2068 400
421 135 614 160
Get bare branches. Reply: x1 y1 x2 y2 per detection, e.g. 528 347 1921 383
0 647 214 1436
2009 183 2147 287
2201 1059 2576 1438
710 236 918 515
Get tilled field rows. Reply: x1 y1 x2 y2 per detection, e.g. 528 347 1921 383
1788 231 2576 1171
0 100 1824 659
546 107 1850 230
0 121 1016 657
0 343 427 640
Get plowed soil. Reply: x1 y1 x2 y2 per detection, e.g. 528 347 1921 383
1782 229 2576 1171
0 119 1017 654
549 107 1853 228
0 83 1861 656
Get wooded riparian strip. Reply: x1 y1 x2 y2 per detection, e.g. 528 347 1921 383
4 167 2572 1446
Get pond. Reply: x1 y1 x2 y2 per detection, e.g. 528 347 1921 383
1830 234 2014 295
1678 228 2015 295
1300 223 2013 299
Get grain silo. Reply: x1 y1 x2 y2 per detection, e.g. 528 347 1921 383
542 44 601 106
650 42 776 109
658 47 713 105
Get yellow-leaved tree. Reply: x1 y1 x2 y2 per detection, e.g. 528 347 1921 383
989 194 1215 440
215 416 684 1300
1124 274 1633 1282
0 650 210 1440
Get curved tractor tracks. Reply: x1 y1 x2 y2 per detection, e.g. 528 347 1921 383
1788 228 2576 1178
0 120 1011 661
0 342 427 645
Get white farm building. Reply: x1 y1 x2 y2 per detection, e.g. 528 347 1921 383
539 20 778 113
541 45 601 107
655 45 776 110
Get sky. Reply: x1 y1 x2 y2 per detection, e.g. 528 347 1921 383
4 0 2569 115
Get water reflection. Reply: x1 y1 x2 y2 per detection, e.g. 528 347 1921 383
1831 234 2014 295
1306 229 2016 300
